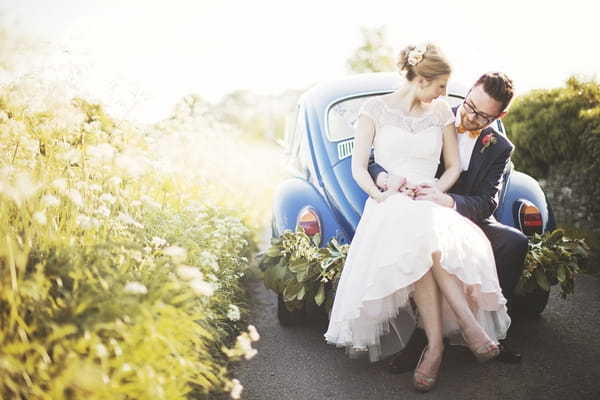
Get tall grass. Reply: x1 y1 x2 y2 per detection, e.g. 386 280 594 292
0 76 284 399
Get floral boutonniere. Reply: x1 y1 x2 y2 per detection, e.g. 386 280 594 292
480 133 497 153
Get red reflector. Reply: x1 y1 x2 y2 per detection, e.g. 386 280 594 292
297 208 321 237
519 203 543 235
299 221 319 236
523 213 543 226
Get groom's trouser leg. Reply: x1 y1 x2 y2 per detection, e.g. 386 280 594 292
479 221 528 304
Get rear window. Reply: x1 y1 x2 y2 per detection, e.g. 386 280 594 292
327 94 465 142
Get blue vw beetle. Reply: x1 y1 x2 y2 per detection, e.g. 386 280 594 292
271 72 555 321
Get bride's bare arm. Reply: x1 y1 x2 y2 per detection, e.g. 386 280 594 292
435 123 461 192
352 116 401 202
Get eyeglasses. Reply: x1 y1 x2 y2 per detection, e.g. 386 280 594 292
462 99 498 124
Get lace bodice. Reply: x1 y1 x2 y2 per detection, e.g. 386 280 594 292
360 96 454 184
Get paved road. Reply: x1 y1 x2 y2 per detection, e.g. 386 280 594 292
232 272 600 400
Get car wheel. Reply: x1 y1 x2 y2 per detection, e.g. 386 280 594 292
510 286 550 315
277 294 306 325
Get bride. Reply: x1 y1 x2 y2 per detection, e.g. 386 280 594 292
323 43 511 392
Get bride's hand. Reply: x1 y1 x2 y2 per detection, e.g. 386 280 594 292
399 182 417 198
386 174 407 192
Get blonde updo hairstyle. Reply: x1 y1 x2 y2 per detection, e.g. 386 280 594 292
397 43 452 82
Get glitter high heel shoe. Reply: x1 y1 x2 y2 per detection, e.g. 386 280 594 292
413 346 438 392
471 341 500 363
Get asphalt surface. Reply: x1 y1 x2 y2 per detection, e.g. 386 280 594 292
232 271 600 400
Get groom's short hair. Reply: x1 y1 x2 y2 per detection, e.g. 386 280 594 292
475 72 514 112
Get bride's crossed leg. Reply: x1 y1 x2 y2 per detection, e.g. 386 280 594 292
411 252 500 390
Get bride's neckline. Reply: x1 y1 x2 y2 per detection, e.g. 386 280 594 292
377 95 435 119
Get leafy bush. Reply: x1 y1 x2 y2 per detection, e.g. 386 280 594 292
0 78 272 399
503 76 600 181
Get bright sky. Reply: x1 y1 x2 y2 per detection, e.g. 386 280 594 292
1 0 598 123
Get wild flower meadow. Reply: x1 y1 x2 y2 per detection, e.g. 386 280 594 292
0 77 283 399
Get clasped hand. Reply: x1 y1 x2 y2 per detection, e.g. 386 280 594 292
374 174 447 205
374 173 418 202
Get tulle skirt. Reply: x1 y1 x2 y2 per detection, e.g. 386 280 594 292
324 193 511 362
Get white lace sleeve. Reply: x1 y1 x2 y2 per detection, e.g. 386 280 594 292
358 97 382 128
435 99 455 127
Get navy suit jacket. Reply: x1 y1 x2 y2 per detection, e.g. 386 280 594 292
368 106 514 225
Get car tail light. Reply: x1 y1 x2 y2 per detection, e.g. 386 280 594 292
296 207 321 244
518 201 543 236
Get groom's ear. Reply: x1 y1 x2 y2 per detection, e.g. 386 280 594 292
496 110 509 120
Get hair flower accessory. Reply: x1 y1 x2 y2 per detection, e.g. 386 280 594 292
480 133 498 153
407 44 427 66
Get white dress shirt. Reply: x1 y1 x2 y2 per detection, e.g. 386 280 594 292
455 105 478 172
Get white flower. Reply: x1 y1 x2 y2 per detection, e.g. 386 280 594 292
141 195 161 209
41 194 60 208
108 176 122 186
124 281 148 295
201 250 219 271
130 200 142 208
76 214 91 227
163 245 187 263
33 210 47 225
236 333 258 360
95 343 109 358
150 236 168 248
89 184 102 192
99 193 116 204
407 44 427 66
248 325 260 342
95 205 111 218
227 305 241 321
87 143 116 159
189 278 214 297
51 177 67 192
116 213 144 229
3 173 39 207
176 265 203 280
66 188 84 208
230 379 243 400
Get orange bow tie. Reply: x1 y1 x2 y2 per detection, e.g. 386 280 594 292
457 124 482 138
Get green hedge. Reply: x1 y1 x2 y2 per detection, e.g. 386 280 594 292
503 76 600 182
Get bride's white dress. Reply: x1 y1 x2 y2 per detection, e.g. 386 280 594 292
324 96 511 362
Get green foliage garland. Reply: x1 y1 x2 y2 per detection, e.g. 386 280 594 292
261 229 590 315
515 229 590 299
259 229 348 314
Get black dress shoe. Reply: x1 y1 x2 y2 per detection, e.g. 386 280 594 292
388 329 428 374
495 344 522 364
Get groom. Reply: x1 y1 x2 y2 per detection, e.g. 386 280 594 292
368 72 528 371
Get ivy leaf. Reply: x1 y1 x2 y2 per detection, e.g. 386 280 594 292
297 285 306 301
289 259 309 273
534 268 551 292
557 265 567 283
283 280 304 301
314 283 325 306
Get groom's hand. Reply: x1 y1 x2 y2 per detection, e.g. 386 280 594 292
414 184 455 208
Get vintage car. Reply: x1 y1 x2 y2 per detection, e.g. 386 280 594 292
271 72 556 322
